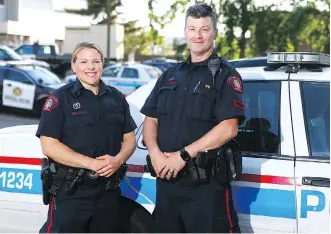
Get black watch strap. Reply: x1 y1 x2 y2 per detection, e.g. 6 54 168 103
180 148 191 162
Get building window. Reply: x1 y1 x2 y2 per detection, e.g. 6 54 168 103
0 0 4 5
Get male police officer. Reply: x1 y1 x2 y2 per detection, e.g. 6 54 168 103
141 3 245 233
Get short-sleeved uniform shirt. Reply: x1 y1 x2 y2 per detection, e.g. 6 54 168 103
141 50 245 153
36 79 137 159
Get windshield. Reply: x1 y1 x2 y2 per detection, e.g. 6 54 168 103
2 46 23 61
23 66 61 85
144 66 162 79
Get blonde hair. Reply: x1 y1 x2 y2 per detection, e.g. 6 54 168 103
71 42 104 63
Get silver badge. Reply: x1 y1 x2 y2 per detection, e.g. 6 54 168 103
73 102 81 109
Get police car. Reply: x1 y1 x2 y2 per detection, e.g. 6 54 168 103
0 52 329 233
0 61 63 115
64 63 162 96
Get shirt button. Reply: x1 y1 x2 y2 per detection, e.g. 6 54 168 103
178 102 180 105
184 87 187 90
172 136 175 139
176 120 179 122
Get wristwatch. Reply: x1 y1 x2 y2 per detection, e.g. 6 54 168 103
180 148 192 162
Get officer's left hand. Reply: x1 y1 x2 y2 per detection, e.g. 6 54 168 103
95 155 122 177
161 151 186 180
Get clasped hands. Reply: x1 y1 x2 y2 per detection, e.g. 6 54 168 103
151 151 186 180
89 154 122 177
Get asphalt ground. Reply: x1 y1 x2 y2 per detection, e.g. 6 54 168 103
0 107 39 129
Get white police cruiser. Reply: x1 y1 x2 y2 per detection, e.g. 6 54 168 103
0 52 329 233
0 61 63 115
64 63 162 96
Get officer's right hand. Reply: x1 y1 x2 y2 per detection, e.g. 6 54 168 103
89 158 108 173
150 151 168 177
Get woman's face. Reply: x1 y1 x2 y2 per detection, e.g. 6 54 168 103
72 48 103 87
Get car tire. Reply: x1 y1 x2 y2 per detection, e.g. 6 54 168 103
118 197 153 233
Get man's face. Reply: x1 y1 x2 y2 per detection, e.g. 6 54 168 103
184 16 216 56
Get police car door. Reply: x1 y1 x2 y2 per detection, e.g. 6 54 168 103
2 68 36 110
290 77 330 233
232 75 296 233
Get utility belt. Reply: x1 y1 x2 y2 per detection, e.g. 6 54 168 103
40 158 127 205
146 140 242 185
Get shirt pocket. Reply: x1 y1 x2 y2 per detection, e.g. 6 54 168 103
187 88 215 121
66 111 94 129
157 84 179 114
104 106 125 136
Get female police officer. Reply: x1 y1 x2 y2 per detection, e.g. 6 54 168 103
36 42 137 233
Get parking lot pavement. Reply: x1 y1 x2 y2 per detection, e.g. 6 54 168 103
0 112 39 129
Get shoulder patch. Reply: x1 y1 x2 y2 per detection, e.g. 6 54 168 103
42 95 59 112
227 76 243 93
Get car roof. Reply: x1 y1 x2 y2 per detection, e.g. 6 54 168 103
229 56 266 62
237 66 330 82
0 61 39 69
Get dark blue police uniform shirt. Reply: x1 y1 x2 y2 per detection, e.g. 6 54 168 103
36 79 137 159
141 50 245 153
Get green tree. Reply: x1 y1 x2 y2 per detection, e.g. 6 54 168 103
123 20 165 58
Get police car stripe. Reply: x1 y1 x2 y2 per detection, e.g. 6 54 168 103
114 82 142 88
0 156 298 220
0 156 295 185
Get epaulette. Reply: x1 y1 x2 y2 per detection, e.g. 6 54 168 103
107 85 125 98
53 82 75 96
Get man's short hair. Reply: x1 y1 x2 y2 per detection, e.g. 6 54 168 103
185 3 217 30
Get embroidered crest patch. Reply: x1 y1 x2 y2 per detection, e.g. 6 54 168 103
42 95 59 112
227 76 243 93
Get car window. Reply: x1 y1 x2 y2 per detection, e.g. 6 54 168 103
121 68 139 79
144 66 162 79
16 45 33 55
37 46 52 56
235 82 281 154
1 46 22 60
7 70 33 84
23 66 61 85
302 82 330 158
103 67 121 77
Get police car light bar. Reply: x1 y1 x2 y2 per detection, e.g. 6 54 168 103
267 52 330 66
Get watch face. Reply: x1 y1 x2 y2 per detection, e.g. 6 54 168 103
180 149 191 161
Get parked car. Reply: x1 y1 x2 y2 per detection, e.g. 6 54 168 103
229 56 267 68
64 63 162 96
15 44 72 78
0 45 50 70
0 61 64 116
142 59 178 71
0 52 329 233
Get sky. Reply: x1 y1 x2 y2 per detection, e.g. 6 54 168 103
53 0 326 38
